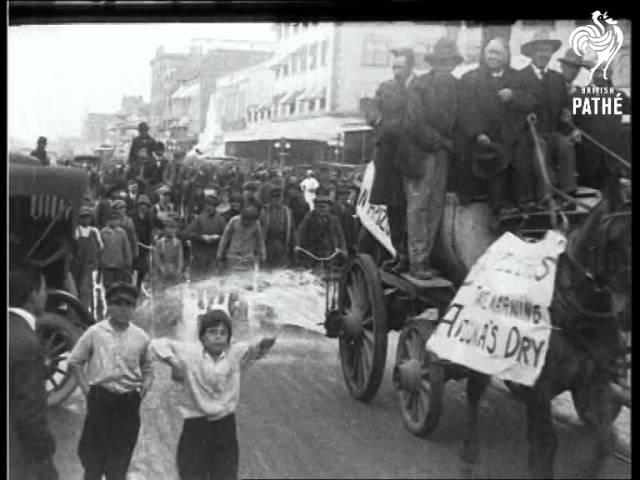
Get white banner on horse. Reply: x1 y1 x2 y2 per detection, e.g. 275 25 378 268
355 162 396 257
427 230 567 386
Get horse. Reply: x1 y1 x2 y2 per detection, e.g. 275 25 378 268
460 174 631 479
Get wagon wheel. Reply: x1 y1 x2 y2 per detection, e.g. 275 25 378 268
36 313 83 406
393 320 444 437
338 254 388 401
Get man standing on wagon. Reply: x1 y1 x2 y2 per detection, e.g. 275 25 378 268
365 47 416 275
402 38 460 280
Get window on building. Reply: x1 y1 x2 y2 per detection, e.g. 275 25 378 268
283 24 289 38
291 53 298 74
282 63 289 77
309 43 318 70
362 34 390 66
300 47 308 73
290 102 296 115
292 23 299 35
319 97 326 110
309 99 316 112
321 40 328 66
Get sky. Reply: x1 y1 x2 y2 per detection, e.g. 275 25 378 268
8 23 275 144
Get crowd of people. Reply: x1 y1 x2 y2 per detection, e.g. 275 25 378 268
67 122 361 308
367 32 630 281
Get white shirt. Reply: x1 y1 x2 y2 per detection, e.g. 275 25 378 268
9 307 36 331
404 72 417 88
531 64 547 80
491 69 505 78
150 338 266 421
300 177 319 194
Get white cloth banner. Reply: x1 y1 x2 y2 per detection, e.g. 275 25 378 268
355 161 396 256
426 230 568 386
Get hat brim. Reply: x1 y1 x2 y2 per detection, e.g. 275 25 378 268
558 58 588 68
521 39 562 58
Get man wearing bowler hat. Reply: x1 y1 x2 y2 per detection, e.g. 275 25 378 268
518 32 579 209
458 37 537 217
69 283 152 480
402 37 460 280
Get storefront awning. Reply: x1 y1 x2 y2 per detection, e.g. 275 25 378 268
301 84 327 100
272 92 287 104
279 89 305 105
172 83 200 100
223 116 370 143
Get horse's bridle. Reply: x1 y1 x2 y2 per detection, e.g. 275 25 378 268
565 209 631 293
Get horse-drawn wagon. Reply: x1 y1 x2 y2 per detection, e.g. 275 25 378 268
316 136 630 477
9 152 96 406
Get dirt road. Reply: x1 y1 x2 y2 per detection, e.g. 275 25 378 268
49 273 630 479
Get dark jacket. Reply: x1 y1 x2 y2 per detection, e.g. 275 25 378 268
183 211 227 260
368 77 412 207
518 64 569 134
9 312 56 479
132 210 163 248
296 211 347 258
458 66 537 180
403 70 459 178
128 134 156 165
286 196 310 228
30 148 50 166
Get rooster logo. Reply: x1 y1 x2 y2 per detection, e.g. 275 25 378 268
569 11 624 80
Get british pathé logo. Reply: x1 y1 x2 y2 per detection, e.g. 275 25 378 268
569 11 623 80
569 11 626 116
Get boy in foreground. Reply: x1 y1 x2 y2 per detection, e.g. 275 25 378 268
152 307 276 480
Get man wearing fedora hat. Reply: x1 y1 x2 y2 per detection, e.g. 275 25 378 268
519 31 579 208
558 48 589 94
458 37 537 217
366 47 418 274
132 195 164 291
402 37 461 280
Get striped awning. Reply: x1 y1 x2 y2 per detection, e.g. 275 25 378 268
301 84 327 100
272 92 287 104
279 89 305 105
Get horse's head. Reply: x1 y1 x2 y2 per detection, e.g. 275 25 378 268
572 175 631 320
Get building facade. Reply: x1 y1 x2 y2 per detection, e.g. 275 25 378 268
212 20 631 165
149 40 274 139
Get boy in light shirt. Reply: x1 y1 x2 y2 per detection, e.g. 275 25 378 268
152 307 276 480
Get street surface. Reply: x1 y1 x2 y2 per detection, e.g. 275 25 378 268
49 271 631 479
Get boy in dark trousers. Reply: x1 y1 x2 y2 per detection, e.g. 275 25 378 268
152 307 276 480
69 283 153 480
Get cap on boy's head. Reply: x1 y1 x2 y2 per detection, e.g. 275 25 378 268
79 206 93 217
108 210 121 220
106 283 138 305
163 217 178 229
198 309 232 340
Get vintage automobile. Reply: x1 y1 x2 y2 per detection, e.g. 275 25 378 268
9 152 95 405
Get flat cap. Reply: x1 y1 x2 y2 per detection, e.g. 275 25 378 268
106 282 138 305
137 195 151 206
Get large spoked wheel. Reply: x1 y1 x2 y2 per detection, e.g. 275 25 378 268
338 254 388 401
393 320 444 437
36 313 83 406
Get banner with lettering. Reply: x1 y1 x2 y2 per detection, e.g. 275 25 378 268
426 230 568 386
355 162 396 256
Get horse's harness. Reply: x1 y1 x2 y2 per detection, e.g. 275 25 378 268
555 208 631 379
